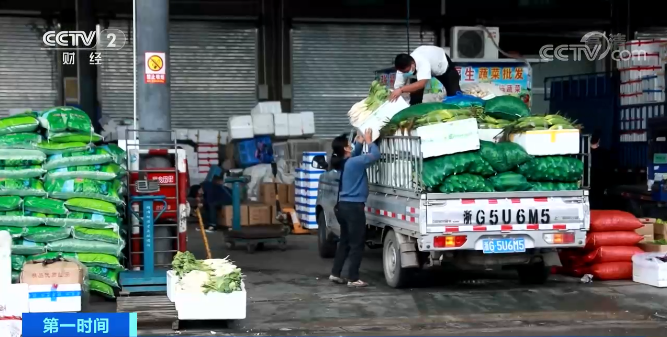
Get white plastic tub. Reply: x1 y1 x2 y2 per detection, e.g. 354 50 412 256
632 253 667 288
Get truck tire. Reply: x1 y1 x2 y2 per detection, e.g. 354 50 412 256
317 212 336 258
383 230 412 288
517 261 551 285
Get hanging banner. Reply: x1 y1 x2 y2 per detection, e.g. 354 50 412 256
144 52 166 84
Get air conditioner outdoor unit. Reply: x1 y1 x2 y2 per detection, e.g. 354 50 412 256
451 26 500 59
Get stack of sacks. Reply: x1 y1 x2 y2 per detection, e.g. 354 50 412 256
558 210 644 280
0 107 127 299
516 156 583 191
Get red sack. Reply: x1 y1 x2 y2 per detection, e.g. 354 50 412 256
583 246 644 263
590 210 642 232
589 262 633 280
585 231 643 249
559 249 586 268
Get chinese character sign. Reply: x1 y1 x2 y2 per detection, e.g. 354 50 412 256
23 313 137 337
455 62 531 107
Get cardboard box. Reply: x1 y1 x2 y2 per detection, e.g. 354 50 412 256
637 223 655 236
277 183 289 204
220 204 249 227
639 217 658 224
287 184 296 205
641 234 655 243
20 261 83 285
639 242 667 253
655 223 667 240
259 183 290 206
28 283 82 313
248 204 271 225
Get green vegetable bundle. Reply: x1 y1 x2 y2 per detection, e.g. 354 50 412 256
478 141 532 173
530 181 580 191
516 156 583 182
438 174 494 193
487 172 532 192
422 151 495 188
364 80 390 112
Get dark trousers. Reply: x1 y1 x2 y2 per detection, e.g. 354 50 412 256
331 202 367 282
410 55 461 104
206 201 224 228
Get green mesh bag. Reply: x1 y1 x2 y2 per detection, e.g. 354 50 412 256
24 197 68 215
516 156 583 182
483 95 531 121
45 178 123 205
0 114 40 135
39 106 92 134
0 178 47 197
0 149 45 166
487 172 532 192
478 141 532 173
88 265 120 288
438 174 495 193
530 181 580 191
422 152 477 188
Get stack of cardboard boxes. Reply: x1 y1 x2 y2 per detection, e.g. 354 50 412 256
637 218 667 252
218 182 295 227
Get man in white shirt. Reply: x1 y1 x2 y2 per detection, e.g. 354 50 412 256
389 46 461 104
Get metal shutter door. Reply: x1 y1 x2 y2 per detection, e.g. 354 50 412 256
0 17 57 114
98 19 134 121
170 21 258 130
291 23 436 138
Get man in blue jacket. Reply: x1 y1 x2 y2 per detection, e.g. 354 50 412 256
201 175 233 232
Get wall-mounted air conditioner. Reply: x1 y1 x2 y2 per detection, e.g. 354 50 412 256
451 26 500 59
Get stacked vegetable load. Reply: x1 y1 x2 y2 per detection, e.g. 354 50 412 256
347 81 391 126
172 251 243 294
377 95 583 193
0 107 127 298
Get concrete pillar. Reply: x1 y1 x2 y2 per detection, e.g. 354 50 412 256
75 0 99 130
136 0 171 145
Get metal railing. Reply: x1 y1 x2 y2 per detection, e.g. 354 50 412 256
367 136 423 193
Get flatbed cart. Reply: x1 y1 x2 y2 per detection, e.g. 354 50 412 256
223 176 288 253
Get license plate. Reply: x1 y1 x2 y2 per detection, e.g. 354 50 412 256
482 238 526 254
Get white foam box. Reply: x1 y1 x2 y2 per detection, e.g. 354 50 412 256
197 152 218 159
227 115 254 140
0 318 22 336
479 129 504 143
288 113 303 137
632 252 667 287
296 186 318 198
509 129 580 156
174 282 246 320
274 113 290 138
28 284 81 313
166 270 177 302
300 111 316 136
415 118 480 159
196 129 224 144
251 113 275 135
0 283 29 317
298 212 316 223
356 99 410 141
296 179 319 189
174 129 190 140
251 101 282 115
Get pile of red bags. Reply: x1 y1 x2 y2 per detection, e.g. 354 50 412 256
558 210 644 280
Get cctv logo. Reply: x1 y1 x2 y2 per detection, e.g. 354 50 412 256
42 28 127 50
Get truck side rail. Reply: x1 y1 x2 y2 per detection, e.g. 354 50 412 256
367 136 423 194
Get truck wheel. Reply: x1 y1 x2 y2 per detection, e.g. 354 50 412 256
517 261 550 285
317 212 336 258
383 230 412 288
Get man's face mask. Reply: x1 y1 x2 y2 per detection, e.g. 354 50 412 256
403 65 415 77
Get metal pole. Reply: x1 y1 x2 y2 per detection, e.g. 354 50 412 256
136 0 171 145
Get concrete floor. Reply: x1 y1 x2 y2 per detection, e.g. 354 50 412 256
129 225 667 336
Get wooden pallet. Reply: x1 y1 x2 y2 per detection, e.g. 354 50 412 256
117 295 178 328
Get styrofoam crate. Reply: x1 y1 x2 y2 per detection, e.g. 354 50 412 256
296 187 318 198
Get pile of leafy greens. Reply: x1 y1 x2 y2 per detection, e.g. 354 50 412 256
172 251 243 294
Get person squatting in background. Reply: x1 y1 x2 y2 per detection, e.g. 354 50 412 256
328 128 380 287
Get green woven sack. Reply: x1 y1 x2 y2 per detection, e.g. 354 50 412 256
35 142 91 155
88 266 120 288
0 210 47 227
517 156 583 182
0 226 25 237
46 163 125 181
0 149 45 166
487 172 532 192
0 165 45 179
24 197 68 215
0 179 47 197
72 227 122 244
44 148 114 170
0 114 40 135
46 131 104 144
45 179 123 205
24 226 71 243
47 238 124 256
12 239 46 255
483 95 531 121
64 198 118 216
0 133 43 150
25 252 123 270
90 279 116 298
0 196 22 211
438 174 495 193
39 106 92 134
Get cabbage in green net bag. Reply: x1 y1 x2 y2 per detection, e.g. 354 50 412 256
516 156 583 182
90 279 116 298
47 238 124 256
24 196 68 215
88 265 120 288
0 178 47 197
483 95 531 121
478 141 532 173
0 149 46 166
0 114 40 135
0 226 25 237
35 142 91 155
438 174 495 193
24 226 72 243
39 106 92 134
44 148 114 170
46 131 103 144
11 255 25 271
46 163 125 181
530 181 580 191
0 210 46 227
45 178 123 205
0 196 22 211
64 198 118 216
487 172 532 192
0 133 43 150
12 239 46 255
422 152 495 188
72 227 122 244
0 165 45 179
